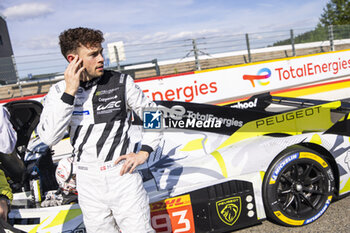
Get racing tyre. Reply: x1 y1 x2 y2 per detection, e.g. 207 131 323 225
262 145 335 227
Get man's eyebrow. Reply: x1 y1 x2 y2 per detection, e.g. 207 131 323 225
88 48 103 55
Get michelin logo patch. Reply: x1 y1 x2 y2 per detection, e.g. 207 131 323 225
304 196 332 224
143 111 161 129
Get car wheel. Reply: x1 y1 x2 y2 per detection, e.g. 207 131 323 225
262 145 335 226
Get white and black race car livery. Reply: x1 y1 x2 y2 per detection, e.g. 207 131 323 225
4 93 350 233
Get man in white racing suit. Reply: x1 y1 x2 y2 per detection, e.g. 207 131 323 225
37 27 161 233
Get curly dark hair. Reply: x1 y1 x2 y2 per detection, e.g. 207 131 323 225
59 27 104 58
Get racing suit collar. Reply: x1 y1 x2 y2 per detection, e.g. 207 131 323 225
80 76 102 90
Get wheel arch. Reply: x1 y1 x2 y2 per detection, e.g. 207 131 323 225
297 142 340 197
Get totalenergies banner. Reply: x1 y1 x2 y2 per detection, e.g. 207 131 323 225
136 49 350 103
1 49 350 105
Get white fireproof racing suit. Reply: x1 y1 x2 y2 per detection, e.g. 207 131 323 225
0 105 17 154
38 70 161 233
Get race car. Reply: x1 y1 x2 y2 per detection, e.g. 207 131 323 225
2 93 350 233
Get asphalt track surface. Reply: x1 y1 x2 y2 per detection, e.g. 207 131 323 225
234 195 350 233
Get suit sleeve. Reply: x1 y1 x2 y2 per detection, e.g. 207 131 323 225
0 106 17 154
125 75 162 153
37 82 74 147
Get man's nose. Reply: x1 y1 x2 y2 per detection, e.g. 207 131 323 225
98 53 104 62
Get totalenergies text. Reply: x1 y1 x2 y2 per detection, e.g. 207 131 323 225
276 58 350 81
142 80 217 102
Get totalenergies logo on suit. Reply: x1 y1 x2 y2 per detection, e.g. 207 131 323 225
243 68 271 87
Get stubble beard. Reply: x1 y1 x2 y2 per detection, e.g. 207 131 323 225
86 69 104 80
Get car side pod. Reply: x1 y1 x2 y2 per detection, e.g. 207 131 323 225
150 180 260 233
190 180 259 232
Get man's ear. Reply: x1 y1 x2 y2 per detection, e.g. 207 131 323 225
67 54 76 63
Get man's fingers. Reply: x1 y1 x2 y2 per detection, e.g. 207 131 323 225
114 155 126 165
67 56 79 70
71 55 79 63
120 164 128 176
116 153 143 175
121 158 137 175
77 66 86 80
119 166 125 176
65 57 82 79
118 155 129 175
129 163 137 174
119 160 128 175
81 71 88 82
75 58 83 70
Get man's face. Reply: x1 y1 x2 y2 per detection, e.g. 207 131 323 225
76 44 104 80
